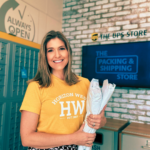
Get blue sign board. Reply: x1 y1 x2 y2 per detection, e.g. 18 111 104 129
82 41 150 88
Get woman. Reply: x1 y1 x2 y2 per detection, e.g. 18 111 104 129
20 30 106 150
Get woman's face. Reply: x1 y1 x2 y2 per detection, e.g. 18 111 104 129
46 37 69 73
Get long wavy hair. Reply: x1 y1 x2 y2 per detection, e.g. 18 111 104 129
28 30 79 87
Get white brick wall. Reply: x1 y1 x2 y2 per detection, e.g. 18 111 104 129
63 0 150 123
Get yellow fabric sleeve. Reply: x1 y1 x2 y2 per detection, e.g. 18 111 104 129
20 82 41 115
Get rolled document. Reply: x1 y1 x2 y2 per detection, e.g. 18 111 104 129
78 79 116 150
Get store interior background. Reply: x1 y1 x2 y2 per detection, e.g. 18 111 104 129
2 0 150 124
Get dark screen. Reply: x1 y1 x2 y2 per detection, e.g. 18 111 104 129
82 41 150 88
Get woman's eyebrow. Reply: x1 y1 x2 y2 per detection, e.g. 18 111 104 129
47 47 53 50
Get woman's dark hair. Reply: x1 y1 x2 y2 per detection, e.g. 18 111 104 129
28 30 79 87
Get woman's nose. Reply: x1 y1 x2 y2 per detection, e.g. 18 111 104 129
55 49 61 58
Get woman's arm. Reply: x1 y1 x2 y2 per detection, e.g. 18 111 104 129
20 110 96 149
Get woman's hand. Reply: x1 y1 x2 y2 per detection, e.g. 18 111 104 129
72 122 96 147
87 105 107 130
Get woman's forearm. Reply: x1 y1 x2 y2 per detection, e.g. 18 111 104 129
22 131 75 148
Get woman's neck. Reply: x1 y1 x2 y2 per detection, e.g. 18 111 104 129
52 70 65 80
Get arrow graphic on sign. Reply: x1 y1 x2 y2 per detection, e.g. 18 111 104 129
0 0 19 32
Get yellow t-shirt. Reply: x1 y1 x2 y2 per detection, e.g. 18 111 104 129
20 74 90 134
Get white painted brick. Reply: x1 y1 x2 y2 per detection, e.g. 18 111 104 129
147 90 150 94
71 22 82 27
109 16 122 22
62 24 70 27
108 27 121 32
74 69 82 73
66 19 76 23
63 0 71 3
72 48 81 52
129 99 145 105
89 15 100 20
102 22 115 27
123 24 138 30
117 1 130 6
110 0 121 2
102 13 115 18
75 60 82 64
82 39 93 43
115 40 129 43
139 2 150 7
89 24 101 29
105 107 112 111
95 28 107 33
84 3 95 7
140 23 150 28
110 7 122 12
63 7 71 11
116 20 130 26
72 5 83 10
96 19 108 23
83 12 94 16
96 0 108 5
129 90 146 94
106 112 120 118
122 94 136 98
72 56 81 60
123 14 137 20
132 0 146 4
66 1 76 6
114 98 128 103
66 36 74 40
132 8 147 14
137 95 150 100
111 93 120 98
63 16 70 19
121 114 137 120
90 0 98 1
90 6 101 11
87 42 100 45
138 105 150 110
70 31 81 36
76 35 87 39
65 27 75 32
147 112 150 116
62 28 64 32
101 41 115 44
116 11 131 16
131 18 146 24
78 8 88 13
75 43 87 48
71 14 82 18
138 116 150 122
129 110 145 115
72 65 80 69
63 32 70 36
115 89 128 93
123 5 138 10
83 29 94 34
74 51 82 56
77 17 87 22
130 120 144 124
103 3 115 9
77 26 88 30
96 9 108 14
140 12 150 18
63 4 65 8
70 44 74 49
70 40 80 44
121 104 136 109
114 108 128 113
107 102 120 107
146 101 150 105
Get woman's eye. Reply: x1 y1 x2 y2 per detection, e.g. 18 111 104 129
60 47 65 50
47 49 53 52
